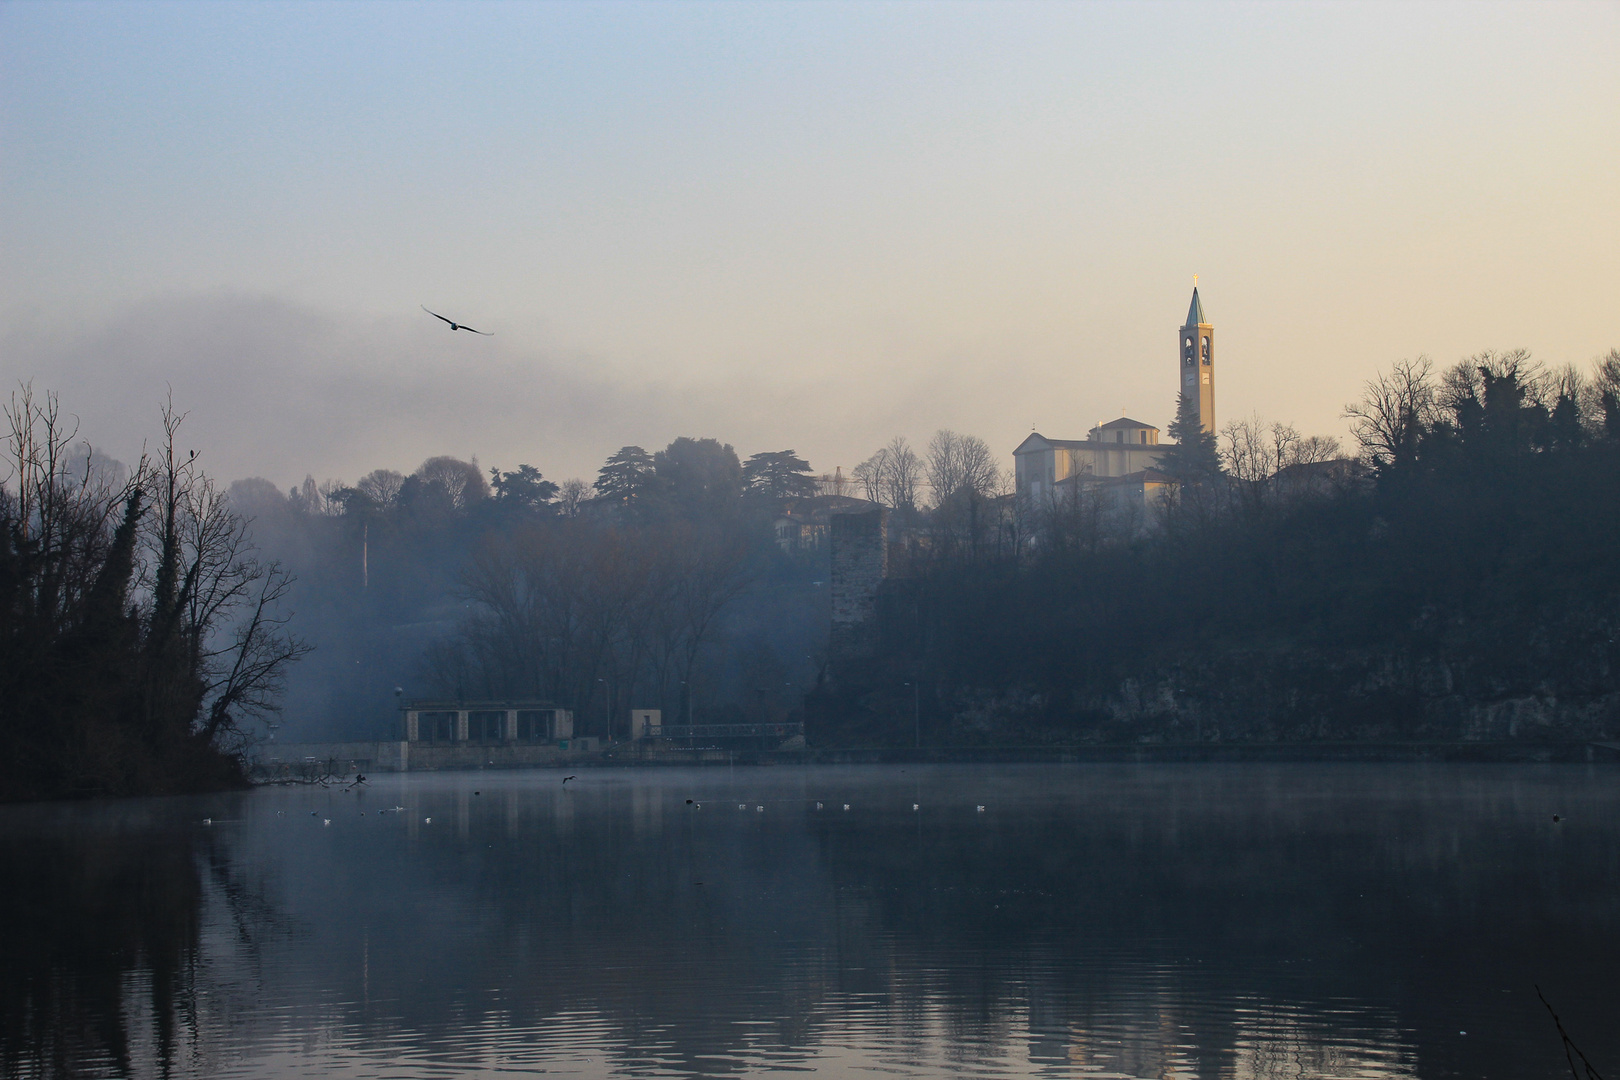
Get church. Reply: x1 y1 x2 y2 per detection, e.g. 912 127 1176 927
1013 286 1216 508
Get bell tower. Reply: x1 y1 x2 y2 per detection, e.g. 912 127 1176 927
1178 283 1215 433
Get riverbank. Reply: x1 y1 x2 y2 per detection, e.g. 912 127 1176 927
609 740 1620 765
252 738 1620 774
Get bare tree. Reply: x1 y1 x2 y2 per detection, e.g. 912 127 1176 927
414 455 489 509
1221 416 1344 516
853 437 923 511
668 524 754 724
316 478 347 516
452 516 754 734
291 475 323 516
143 400 310 749
355 468 406 507
3 383 137 633
925 430 999 508
1343 357 1438 468
1034 481 1105 556
557 477 591 517
1594 348 1620 438
852 449 889 504
2 387 308 796
881 436 922 511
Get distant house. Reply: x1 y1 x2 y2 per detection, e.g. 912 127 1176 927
774 494 877 552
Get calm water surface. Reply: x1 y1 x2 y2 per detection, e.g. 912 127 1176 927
2 764 1616 1079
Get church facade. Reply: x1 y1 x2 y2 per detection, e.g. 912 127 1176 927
1014 286 1216 507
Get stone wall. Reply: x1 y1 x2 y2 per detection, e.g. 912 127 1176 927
252 740 602 773
830 506 888 659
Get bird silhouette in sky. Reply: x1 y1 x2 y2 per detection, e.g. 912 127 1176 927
421 305 491 335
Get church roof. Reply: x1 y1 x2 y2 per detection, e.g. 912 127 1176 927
1014 433 1094 454
1185 287 1208 327
1018 429 1167 454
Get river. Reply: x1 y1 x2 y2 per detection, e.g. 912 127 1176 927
2 763 1615 1078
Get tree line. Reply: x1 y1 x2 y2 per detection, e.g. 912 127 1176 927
224 425 1021 745
21 338 1608 780
810 349 1620 747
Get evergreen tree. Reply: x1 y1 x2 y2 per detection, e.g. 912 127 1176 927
594 446 656 504
742 450 818 501
652 438 743 514
1158 391 1222 484
490 464 559 512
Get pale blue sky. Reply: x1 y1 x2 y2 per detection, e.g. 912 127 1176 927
3 1 1617 486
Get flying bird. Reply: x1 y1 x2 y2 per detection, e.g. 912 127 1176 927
562 775 577 785
422 305 491 335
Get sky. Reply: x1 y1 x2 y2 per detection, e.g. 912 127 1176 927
3 0 1617 490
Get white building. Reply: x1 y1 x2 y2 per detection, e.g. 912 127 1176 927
1013 287 1216 512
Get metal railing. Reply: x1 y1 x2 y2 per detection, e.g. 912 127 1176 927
653 723 804 740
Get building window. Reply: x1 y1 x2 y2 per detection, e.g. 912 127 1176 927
516 710 553 741
417 712 455 744
468 710 506 743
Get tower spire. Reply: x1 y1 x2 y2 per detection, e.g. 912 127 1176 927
1177 284 1216 434
1185 286 1207 329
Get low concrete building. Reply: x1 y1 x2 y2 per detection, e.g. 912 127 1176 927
402 700 573 744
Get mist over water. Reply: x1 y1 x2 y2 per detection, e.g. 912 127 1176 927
3 763 1615 1079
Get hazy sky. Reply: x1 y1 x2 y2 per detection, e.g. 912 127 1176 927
4 1 1617 489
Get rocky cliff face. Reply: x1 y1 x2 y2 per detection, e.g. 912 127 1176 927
921 649 1620 746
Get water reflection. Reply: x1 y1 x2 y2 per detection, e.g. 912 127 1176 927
1 765 1615 1079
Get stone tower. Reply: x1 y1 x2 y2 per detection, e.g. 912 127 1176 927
829 506 888 660
1179 287 1216 433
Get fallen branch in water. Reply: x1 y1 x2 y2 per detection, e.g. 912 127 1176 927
1537 984 1606 1080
